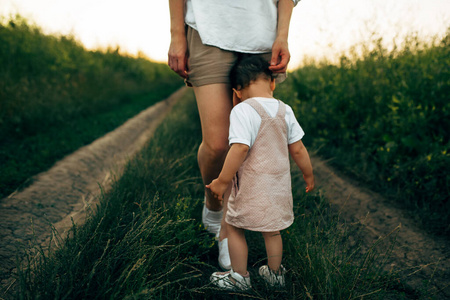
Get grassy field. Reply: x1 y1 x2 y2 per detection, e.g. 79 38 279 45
11 92 413 299
2 15 448 299
276 33 450 236
0 16 183 198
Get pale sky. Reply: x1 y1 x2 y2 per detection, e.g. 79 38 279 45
1 0 449 69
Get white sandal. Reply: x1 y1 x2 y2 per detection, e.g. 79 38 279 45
259 265 286 287
210 269 251 291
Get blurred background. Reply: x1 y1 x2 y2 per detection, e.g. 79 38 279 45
1 0 449 228
1 0 449 68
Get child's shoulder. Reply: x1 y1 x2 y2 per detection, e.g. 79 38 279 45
242 97 279 107
248 97 293 111
232 101 255 117
234 97 293 114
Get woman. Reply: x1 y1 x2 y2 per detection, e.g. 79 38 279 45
168 0 300 271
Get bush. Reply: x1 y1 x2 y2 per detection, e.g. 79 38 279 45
279 32 450 235
0 15 183 198
0 15 181 140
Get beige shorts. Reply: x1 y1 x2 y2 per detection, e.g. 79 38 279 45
185 26 286 87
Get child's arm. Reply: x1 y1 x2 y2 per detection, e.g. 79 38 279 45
288 140 315 193
206 143 249 201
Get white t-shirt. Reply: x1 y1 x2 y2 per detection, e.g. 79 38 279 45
229 97 304 148
185 0 301 53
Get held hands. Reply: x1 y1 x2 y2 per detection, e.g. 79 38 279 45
206 178 228 202
269 37 290 73
208 176 314 197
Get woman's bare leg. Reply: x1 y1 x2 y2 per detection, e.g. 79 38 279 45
193 83 232 239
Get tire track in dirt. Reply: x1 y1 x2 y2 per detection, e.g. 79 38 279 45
311 156 450 299
0 87 187 295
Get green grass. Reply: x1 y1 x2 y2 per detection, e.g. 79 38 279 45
0 16 183 198
276 32 450 236
0 90 178 198
9 91 417 299
2 15 444 299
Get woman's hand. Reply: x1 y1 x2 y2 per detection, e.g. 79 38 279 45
269 37 290 73
270 0 294 73
168 34 188 79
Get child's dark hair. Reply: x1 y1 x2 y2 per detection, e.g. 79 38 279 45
229 56 273 90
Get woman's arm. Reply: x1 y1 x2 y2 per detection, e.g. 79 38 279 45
168 0 188 78
206 143 249 201
269 0 295 73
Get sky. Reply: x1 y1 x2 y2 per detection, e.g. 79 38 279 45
1 0 449 69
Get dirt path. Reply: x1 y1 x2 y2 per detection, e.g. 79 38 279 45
1 87 448 298
0 87 187 295
311 157 450 299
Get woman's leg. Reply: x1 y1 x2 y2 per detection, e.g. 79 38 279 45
194 83 232 210
226 222 248 276
194 84 232 241
261 231 283 272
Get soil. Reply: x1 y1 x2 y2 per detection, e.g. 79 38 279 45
1 87 449 299
0 87 185 297
311 157 450 299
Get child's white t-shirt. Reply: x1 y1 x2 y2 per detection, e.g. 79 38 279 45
229 97 305 148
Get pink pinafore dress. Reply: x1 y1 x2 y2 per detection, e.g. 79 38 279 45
225 98 294 232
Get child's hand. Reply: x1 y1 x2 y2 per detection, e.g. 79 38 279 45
304 174 315 193
206 178 229 201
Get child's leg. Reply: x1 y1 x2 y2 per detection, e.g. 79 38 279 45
218 184 231 242
261 231 283 272
226 222 248 276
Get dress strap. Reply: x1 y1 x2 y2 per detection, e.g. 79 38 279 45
276 100 286 119
243 98 270 119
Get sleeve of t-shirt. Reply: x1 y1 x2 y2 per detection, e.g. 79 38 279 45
285 104 305 144
229 104 254 147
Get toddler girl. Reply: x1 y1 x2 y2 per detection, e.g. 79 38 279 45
206 56 314 291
